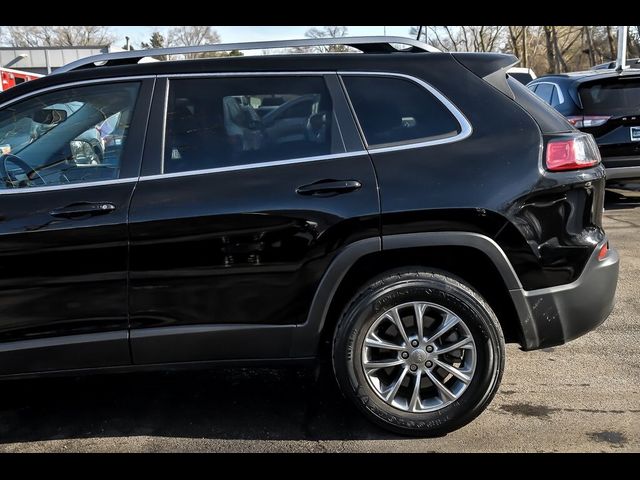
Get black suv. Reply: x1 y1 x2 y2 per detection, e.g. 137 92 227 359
527 69 640 185
0 37 619 436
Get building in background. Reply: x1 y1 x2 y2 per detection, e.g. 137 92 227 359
0 46 109 75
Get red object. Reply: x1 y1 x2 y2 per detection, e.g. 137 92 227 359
566 115 611 128
0 67 43 92
598 243 609 261
545 135 601 171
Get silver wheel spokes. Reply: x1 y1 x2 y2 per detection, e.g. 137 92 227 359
362 301 476 413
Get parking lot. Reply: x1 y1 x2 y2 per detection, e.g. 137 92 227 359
0 190 638 453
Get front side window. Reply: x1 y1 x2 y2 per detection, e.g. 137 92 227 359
342 75 462 148
164 76 341 174
0 82 139 190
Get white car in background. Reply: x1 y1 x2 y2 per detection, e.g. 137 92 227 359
507 67 537 85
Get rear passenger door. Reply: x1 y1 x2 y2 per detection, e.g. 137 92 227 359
128 73 379 364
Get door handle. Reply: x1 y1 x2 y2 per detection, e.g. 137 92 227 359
50 202 116 219
296 179 362 196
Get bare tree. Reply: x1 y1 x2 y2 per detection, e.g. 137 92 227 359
412 26 504 53
506 26 530 67
167 26 221 59
605 26 616 59
293 26 349 53
55 26 114 46
583 26 596 66
629 26 640 57
411 25 633 73
3 26 113 47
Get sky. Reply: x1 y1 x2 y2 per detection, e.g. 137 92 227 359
111 26 415 49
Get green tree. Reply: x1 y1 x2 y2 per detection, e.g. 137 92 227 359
141 31 167 60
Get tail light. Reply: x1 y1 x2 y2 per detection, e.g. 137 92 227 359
598 242 609 261
566 115 611 128
545 134 601 172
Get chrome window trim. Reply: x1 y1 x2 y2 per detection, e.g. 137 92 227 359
149 70 473 181
140 151 368 182
530 81 565 105
160 71 334 79
0 75 155 111
0 177 137 195
160 71 340 176
338 71 473 153
0 71 474 190
159 79 170 175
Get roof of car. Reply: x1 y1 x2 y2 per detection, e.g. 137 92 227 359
532 68 640 83
0 51 459 104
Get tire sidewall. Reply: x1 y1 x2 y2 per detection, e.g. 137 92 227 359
333 275 504 435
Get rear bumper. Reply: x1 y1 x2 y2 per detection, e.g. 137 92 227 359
510 241 619 350
605 165 640 181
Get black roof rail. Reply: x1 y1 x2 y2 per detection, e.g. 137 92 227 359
54 36 441 74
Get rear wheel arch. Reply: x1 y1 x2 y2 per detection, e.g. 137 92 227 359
290 232 526 357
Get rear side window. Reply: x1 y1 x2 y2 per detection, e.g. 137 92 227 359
580 78 640 116
341 76 461 148
534 83 554 105
164 76 341 174
550 86 560 107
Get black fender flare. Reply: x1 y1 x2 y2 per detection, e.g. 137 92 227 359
290 231 534 356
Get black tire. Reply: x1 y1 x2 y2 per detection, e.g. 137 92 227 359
332 267 505 436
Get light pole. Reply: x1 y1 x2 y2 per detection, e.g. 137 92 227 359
615 26 629 72
4 53 28 69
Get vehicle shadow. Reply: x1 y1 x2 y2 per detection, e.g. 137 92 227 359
0 366 401 444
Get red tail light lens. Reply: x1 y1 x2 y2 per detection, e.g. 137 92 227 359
566 115 611 128
545 134 601 171
598 243 609 261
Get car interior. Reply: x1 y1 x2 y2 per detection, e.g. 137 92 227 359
164 80 335 174
0 82 138 189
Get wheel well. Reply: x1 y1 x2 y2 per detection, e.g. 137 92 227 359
319 245 523 355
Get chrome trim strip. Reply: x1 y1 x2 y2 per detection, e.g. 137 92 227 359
604 165 640 180
55 36 441 74
160 80 170 174
0 330 127 353
140 70 473 181
0 75 155 111
0 71 472 188
161 71 333 79
140 151 368 182
0 177 137 195
337 71 473 153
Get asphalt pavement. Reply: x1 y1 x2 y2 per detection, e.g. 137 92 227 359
0 190 638 453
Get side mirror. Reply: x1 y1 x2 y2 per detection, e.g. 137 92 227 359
33 108 67 125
